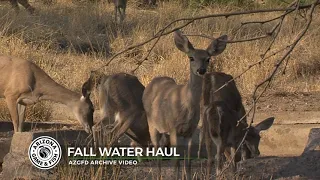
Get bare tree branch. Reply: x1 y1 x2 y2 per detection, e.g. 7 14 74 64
240 8 293 26
131 30 164 74
91 1 319 74
213 0 318 178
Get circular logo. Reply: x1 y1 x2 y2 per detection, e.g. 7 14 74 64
28 136 62 170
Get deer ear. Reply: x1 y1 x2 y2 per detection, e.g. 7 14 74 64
174 30 194 54
206 35 228 56
81 75 94 99
254 117 275 132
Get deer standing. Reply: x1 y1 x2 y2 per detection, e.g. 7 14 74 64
0 55 94 133
92 73 151 148
113 0 127 23
201 72 274 178
142 30 228 180
1 0 35 14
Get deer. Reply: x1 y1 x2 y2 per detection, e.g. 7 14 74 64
0 55 94 133
92 73 152 149
113 0 127 23
1 0 35 14
142 30 228 180
201 72 274 179
143 0 156 6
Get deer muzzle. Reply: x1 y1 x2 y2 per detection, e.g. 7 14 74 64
197 68 206 75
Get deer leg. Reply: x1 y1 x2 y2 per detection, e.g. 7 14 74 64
93 113 117 148
108 110 136 146
114 6 118 22
17 104 26 132
106 121 122 146
224 148 231 161
241 143 249 161
149 0 156 6
96 115 116 148
215 136 224 176
149 127 161 179
184 137 192 180
230 128 237 173
119 9 124 23
5 97 19 132
230 145 236 173
16 95 40 132
205 128 214 180
204 106 219 179
9 0 20 13
92 121 104 151
198 127 203 159
130 141 143 162
17 0 35 14
169 130 180 180
121 7 126 22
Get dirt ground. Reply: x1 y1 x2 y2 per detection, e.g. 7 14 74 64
0 91 319 179
243 91 320 113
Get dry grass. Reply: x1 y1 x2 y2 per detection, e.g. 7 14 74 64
0 2 319 117
0 1 319 178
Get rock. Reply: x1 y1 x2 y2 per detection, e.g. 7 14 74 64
0 133 12 164
302 128 320 154
1 130 91 179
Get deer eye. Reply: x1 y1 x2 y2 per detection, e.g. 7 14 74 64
189 57 194 61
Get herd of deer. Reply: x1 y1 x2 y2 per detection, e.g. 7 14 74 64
0 30 275 179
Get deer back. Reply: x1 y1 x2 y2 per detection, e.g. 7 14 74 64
202 72 243 112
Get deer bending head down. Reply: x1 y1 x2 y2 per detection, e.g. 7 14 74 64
0 56 94 133
142 30 228 180
201 72 274 178
92 73 151 149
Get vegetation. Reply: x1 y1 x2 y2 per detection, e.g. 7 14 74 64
0 1 319 121
0 0 319 178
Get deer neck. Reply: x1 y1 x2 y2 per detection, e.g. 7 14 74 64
39 81 81 108
187 70 203 104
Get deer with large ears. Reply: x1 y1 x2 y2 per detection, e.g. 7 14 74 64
201 72 275 179
0 55 94 133
142 30 228 180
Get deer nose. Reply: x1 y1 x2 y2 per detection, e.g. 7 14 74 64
197 68 206 75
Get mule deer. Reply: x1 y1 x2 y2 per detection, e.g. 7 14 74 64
92 73 151 148
201 72 274 178
113 0 127 23
142 30 228 180
1 0 35 14
0 55 94 133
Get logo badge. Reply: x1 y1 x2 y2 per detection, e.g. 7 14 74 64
28 136 62 170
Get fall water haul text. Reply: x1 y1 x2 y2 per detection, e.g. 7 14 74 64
68 147 181 157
